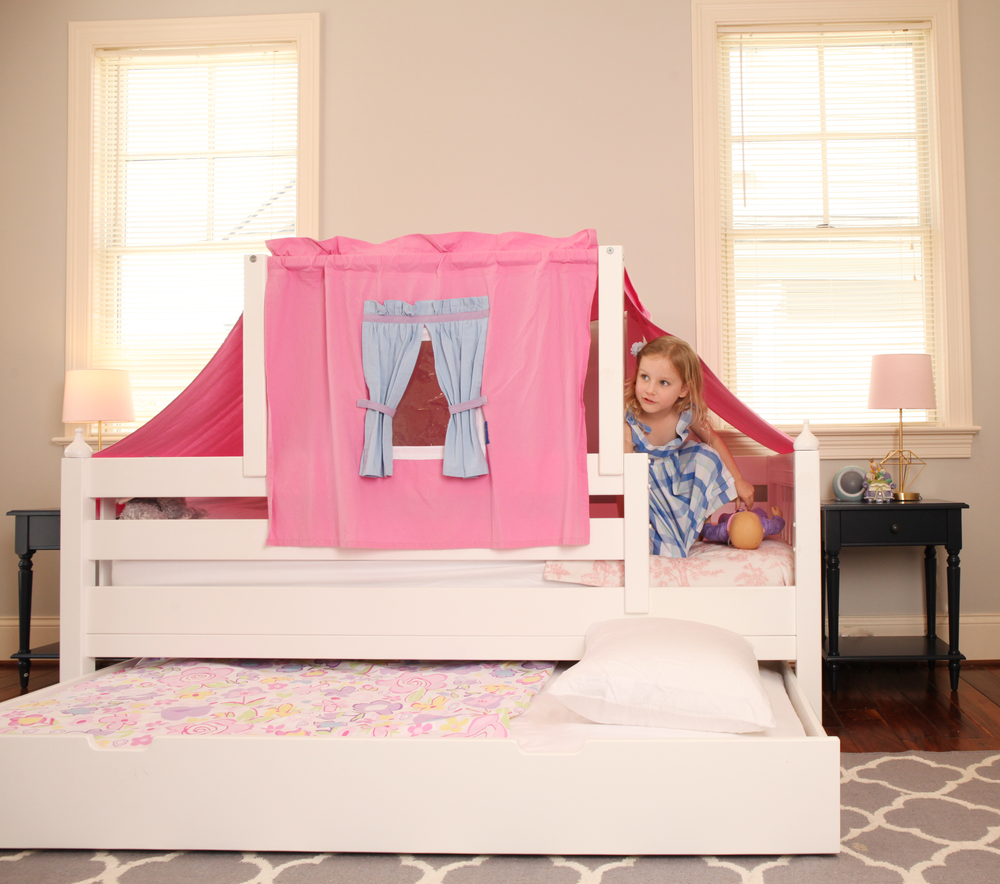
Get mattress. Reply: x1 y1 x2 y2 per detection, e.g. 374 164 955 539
0 658 555 744
111 559 554 587
544 539 795 588
111 542 794 589
1 658 803 752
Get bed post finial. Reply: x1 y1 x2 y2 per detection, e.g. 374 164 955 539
793 420 819 451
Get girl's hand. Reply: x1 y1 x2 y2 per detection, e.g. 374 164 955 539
735 478 754 511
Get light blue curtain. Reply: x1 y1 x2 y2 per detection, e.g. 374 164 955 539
425 297 490 478
358 302 424 477
358 297 490 479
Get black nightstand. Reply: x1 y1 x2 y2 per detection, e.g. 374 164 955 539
822 499 968 691
6 509 60 690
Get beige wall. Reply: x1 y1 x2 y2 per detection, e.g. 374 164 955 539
1 1 997 655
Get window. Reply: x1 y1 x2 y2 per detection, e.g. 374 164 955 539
66 15 319 437
693 0 974 458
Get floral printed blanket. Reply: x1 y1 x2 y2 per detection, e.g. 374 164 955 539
544 539 794 588
0 658 554 749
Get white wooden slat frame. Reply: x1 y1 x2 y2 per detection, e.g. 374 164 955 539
59 448 818 703
0 657 840 855
598 245 625 476
29 237 840 857
56 236 824 712
243 254 269 477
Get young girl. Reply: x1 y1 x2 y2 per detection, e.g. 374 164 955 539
625 336 754 557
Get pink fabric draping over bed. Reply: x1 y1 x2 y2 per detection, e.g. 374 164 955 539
95 232 793 467
601 273 795 455
263 230 597 549
93 317 244 459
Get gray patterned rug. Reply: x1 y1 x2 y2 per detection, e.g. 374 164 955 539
3 753 1000 884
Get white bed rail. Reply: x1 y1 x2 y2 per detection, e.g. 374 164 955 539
58 241 824 718
59 447 822 715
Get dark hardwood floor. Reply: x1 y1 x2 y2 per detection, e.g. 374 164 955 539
0 660 61 700
5 659 1000 753
824 661 1000 752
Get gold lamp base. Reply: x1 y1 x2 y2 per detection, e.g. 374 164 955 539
880 448 925 501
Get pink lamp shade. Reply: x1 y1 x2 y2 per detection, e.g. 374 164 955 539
867 354 936 411
62 370 135 423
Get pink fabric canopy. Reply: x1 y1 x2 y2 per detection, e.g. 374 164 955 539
94 317 244 459
264 230 596 548
97 233 793 465
614 272 794 455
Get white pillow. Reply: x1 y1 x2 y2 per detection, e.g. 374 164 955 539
547 618 776 733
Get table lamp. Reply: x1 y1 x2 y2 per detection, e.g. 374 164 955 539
867 354 936 501
62 369 135 452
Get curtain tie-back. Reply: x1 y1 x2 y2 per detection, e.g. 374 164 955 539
448 395 487 415
358 399 397 418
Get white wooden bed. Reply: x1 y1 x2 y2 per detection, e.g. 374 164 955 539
0 246 839 855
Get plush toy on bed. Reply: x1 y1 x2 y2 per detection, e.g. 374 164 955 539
118 497 207 520
701 506 785 550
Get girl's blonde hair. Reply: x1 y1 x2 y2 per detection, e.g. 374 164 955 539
624 335 709 421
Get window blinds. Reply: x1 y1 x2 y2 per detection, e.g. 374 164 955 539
717 27 936 425
91 44 298 426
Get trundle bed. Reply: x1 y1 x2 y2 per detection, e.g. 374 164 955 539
0 234 838 855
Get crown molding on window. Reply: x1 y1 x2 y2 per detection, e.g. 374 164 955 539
720 423 979 459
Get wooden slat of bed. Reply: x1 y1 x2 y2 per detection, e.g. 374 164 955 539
85 516 628 561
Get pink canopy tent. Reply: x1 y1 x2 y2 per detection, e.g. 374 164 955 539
615 271 794 454
97 232 793 486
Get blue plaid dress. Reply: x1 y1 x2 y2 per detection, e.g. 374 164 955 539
626 409 737 557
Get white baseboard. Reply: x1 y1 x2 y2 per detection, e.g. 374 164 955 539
5 615 1000 663
836 613 1000 661
0 616 60 661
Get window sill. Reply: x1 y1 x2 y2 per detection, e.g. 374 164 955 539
721 425 980 460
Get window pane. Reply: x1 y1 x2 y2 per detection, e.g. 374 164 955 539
731 141 825 228
124 158 209 245
728 236 931 424
719 28 935 426
212 155 297 242
823 43 919 134
95 252 245 420
124 66 210 154
92 45 299 426
214 61 298 152
729 46 822 134
827 140 922 226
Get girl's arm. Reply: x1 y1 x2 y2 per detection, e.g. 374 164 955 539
689 419 754 510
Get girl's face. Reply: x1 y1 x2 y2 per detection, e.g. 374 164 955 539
635 355 689 416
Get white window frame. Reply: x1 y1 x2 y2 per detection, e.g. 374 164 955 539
65 14 320 443
692 0 976 458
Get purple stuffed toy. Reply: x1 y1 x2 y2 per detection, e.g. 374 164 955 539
701 506 785 550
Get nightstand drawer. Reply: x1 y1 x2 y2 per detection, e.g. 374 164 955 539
840 508 948 545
